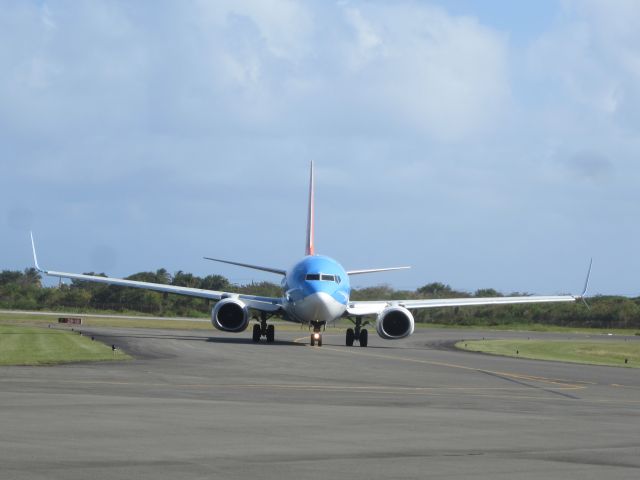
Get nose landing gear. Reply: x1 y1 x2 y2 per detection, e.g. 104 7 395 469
346 316 369 347
252 312 275 343
309 320 326 347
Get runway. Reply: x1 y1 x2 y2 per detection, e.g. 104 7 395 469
1 326 639 479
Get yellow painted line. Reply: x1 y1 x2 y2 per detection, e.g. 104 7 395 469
0 377 582 401
292 339 587 390
4 377 640 404
293 334 598 389
0 377 571 392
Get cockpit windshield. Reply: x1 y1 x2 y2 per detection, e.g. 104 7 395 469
305 273 340 283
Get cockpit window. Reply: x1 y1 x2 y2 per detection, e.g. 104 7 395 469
306 273 339 282
336 275 341 284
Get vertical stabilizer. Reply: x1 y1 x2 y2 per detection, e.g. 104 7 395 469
305 161 315 256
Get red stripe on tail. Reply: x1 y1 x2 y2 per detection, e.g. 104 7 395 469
305 161 315 256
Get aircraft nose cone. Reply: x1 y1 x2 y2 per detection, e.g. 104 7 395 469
310 293 333 318
296 291 345 323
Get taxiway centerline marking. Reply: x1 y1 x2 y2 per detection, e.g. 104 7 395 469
292 336 587 390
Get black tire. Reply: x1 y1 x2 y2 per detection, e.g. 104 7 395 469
359 328 368 347
310 334 315 346
252 324 261 343
318 335 323 347
266 324 275 343
346 328 355 346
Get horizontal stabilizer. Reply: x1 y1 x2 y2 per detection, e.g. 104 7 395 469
346 266 411 275
203 257 286 275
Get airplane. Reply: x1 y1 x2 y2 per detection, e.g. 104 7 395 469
30 162 591 347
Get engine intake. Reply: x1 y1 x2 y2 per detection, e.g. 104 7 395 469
376 306 415 340
211 298 250 332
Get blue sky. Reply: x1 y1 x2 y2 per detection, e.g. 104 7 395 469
2 0 640 295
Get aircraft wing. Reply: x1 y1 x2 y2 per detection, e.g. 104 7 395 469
348 260 592 316
41 269 282 312
48 270 282 312
347 295 577 316
30 234 281 313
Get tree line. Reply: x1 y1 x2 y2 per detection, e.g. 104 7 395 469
1 268 639 329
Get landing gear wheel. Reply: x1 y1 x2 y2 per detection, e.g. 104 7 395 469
346 328 355 346
252 324 261 343
347 316 370 347
359 328 368 347
266 324 275 343
309 321 325 347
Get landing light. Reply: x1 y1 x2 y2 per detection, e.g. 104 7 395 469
313 333 320 340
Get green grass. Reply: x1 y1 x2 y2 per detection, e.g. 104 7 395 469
0 312 213 330
0 324 131 366
417 322 639 335
2 311 639 336
456 339 640 368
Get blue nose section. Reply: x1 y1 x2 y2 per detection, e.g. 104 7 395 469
288 254 351 307
303 281 333 296
303 281 349 306
303 281 316 294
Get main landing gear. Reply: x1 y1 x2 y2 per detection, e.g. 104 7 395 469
309 320 326 347
346 316 369 347
252 312 275 343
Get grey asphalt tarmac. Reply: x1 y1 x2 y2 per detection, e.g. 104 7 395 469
1 325 639 480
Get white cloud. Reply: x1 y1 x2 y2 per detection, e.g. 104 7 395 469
343 7 382 70
2 1 512 143
195 0 314 62
528 0 640 127
340 4 511 141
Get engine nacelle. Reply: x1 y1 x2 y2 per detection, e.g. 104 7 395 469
211 298 250 333
376 306 415 340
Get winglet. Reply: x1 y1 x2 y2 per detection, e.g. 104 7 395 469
30 231 44 273
576 258 593 308
581 258 593 297
305 160 315 256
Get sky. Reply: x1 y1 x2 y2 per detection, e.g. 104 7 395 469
2 0 640 296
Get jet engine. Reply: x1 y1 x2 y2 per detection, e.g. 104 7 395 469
376 306 415 339
211 298 250 332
